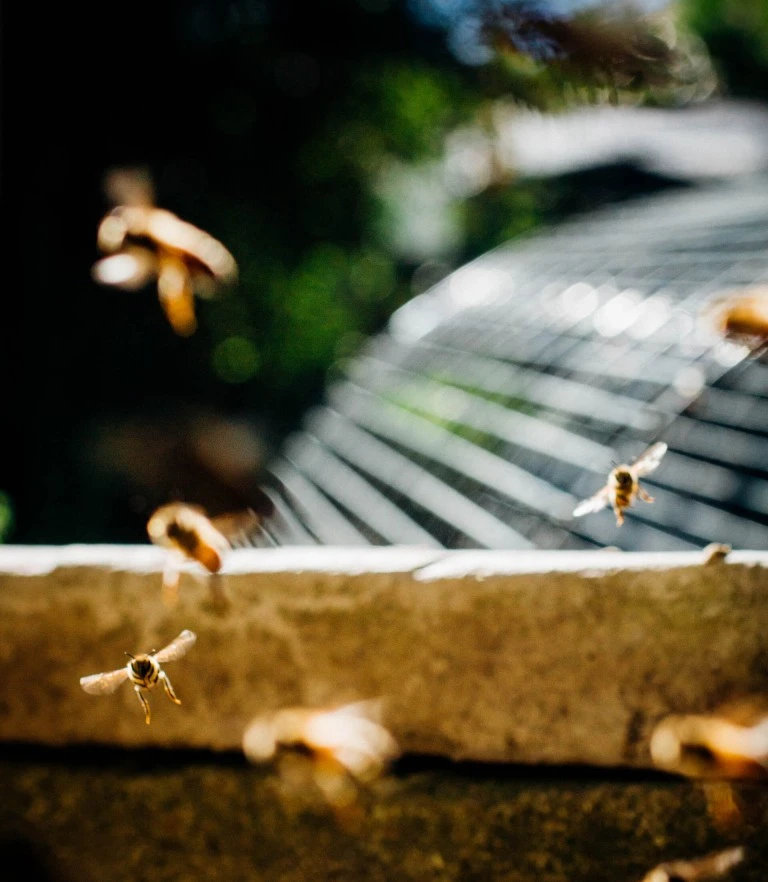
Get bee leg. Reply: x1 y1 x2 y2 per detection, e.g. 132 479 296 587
160 670 182 705
162 565 180 608
702 781 742 833
208 572 230 612
637 486 654 503
613 505 625 526
312 755 358 811
135 686 151 725
158 255 197 337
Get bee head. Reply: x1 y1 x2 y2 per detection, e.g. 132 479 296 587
127 654 154 678
612 469 634 489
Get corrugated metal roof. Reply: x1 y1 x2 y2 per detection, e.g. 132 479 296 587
264 174 768 551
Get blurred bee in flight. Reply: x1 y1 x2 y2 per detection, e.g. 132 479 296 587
650 705 768 780
242 699 400 817
573 442 668 526
91 167 238 336
701 287 768 355
479 1 698 99
650 700 768 832
701 542 731 566
639 846 745 882
147 502 270 607
80 629 197 725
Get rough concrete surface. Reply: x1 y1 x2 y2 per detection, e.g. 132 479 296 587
1 749 767 882
0 546 767 768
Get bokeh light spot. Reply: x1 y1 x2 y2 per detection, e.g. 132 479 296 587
212 336 261 383
349 249 395 302
0 491 14 542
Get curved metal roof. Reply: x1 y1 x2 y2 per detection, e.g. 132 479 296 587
263 174 768 551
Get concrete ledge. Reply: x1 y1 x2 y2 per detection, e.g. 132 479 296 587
5 750 767 882
1 546 766 768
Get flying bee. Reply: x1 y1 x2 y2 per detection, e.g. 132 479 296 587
91 167 238 336
146 502 267 606
701 542 731 566
650 700 768 833
147 503 234 573
573 441 668 526
702 287 768 354
649 709 768 780
243 699 400 811
80 629 197 725
639 846 745 882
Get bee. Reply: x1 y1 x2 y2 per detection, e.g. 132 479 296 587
639 846 745 882
701 542 731 566
649 709 768 780
702 287 768 353
91 167 238 336
242 699 400 810
573 441 668 526
650 700 768 833
147 502 267 606
80 629 197 725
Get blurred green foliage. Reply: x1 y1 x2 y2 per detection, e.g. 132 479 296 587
7 0 768 542
684 0 768 98
199 58 486 415
192 1 735 429
0 493 13 543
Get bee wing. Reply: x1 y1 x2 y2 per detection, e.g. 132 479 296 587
572 486 611 518
644 847 745 882
154 629 197 663
80 667 129 695
146 211 238 285
330 698 386 724
210 508 268 549
334 744 399 780
310 704 400 779
92 247 157 290
632 442 668 477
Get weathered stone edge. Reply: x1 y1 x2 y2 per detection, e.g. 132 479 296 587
0 546 766 770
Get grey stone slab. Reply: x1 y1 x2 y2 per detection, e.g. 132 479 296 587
1 750 767 882
0 547 766 768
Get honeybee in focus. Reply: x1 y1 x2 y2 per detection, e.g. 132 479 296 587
702 287 768 354
573 441 668 526
147 502 267 607
80 629 197 725
639 846 745 882
91 167 238 336
243 700 400 812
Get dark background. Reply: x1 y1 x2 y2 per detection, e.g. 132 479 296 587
6 0 430 542
3 0 766 544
